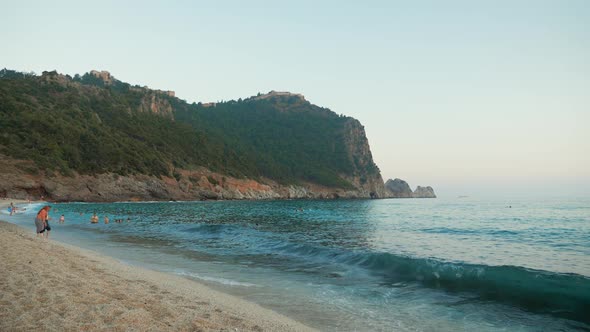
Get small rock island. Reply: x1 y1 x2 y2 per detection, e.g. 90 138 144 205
385 178 436 198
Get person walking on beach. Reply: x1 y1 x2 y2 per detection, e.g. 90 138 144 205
9 202 15 216
35 206 52 239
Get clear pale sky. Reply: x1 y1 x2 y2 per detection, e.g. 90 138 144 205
2 0 589 197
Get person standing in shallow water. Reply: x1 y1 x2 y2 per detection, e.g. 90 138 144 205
35 206 51 239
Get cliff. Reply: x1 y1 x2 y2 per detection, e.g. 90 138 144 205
340 119 387 198
0 68 387 201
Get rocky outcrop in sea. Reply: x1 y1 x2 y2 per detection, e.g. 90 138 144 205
384 178 413 198
413 186 436 198
384 178 437 198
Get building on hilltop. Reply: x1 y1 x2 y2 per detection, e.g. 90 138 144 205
90 70 114 84
254 90 306 100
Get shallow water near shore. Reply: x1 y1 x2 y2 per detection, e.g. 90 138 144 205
5 197 590 331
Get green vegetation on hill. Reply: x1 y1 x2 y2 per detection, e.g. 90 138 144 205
173 96 362 187
0 69 379 188
0 69 241 177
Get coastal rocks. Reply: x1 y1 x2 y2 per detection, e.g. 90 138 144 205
384 178 437 198
208 175 280 200
286 185 309 199
384 178 413 198
413 186 436 198
41 174 172 202
198 190 219 200
0 153 436 202
0 156 47 199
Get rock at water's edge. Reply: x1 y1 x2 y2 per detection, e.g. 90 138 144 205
413 186 436 198
384 178 413 198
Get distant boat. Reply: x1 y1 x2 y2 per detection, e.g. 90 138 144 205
457 195 469 198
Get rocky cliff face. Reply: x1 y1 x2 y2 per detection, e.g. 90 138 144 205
384 178 413 198
340 119 388 198
139 92 174 119
413 186 436 198
87 70 175 119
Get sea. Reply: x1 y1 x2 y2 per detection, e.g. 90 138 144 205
3 197 589 331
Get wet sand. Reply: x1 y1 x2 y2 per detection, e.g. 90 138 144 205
0 201 314 332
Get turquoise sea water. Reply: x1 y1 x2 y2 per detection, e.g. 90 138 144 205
5 197 590 331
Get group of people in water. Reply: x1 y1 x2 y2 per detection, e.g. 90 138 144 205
30 205 131 239
89 212 129 224
5 201 132 241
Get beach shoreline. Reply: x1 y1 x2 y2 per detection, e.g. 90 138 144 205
0 201 315 332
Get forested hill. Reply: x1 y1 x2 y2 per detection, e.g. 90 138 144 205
0 69 387 200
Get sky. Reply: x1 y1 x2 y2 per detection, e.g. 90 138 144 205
1 0 589 197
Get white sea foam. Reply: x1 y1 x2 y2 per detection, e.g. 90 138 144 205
21 202 45 213
174 270 258 287
2 202 43 216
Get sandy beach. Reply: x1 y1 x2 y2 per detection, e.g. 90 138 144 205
0 201 314 332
